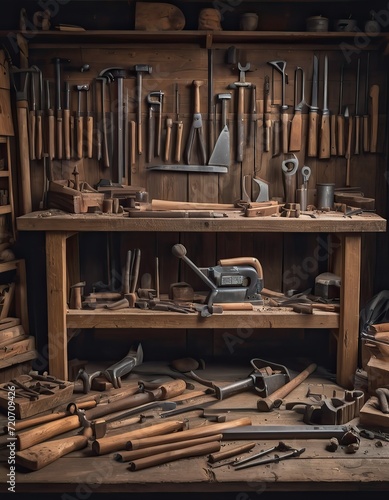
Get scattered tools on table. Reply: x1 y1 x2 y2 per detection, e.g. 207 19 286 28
268 60 288 154
180 357 290 400
228 62 253 162
207 442 256 467
257 362 317 412
234 446 305 470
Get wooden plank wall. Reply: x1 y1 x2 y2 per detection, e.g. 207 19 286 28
25 40 387 364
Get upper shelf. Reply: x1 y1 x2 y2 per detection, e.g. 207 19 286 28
3 30 389 50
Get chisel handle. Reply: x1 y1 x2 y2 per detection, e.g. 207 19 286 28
319 114 330 159
307 110 318 157
369 84 379 153
330 114 337 156
56 113 63 160
363 115 369 153
17 100 32 214
345 116 353 187
48 111 55 160
281 110 289 154
76 115 83 160
165 118 172 162
288 112 301 152
87 114 93 159
29 110 36 160
63 108 71 160
354 115 361 155
130 120 136 172
36 113 43 160
264 113 271 152
175 121 183 162
337 115 345 157
272 119 280 157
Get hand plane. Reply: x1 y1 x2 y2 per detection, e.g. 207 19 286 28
172 244 263 315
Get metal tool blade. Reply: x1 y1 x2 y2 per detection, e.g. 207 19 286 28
208 126 230 167
105 401 177 423
322 55 329 115
147 164 228 173
310 55 319 110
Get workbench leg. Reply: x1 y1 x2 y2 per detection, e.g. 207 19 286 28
337 234 361 389
46 232 68 380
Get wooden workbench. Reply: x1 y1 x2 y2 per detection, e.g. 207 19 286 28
16 210 386 390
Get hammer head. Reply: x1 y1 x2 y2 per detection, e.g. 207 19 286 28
134 64 152 75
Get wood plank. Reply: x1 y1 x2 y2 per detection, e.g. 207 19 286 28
17 212 387 233
66 309 339 330
337 234 361 389
46 232 68 380
0 336 34 361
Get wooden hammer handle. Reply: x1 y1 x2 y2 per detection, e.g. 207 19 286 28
257 363 317 412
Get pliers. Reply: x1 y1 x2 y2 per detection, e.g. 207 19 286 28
184 80 207 165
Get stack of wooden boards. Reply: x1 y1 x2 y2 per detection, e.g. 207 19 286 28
360 322 389 429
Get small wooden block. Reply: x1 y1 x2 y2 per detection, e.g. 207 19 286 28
359 396 389 429
367 356 389 393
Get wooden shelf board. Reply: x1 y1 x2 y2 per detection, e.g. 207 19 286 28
0 204 11 215
2 30 387 49
17 210 387 233
66 308 339 329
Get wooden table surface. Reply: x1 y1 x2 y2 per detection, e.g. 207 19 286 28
1 365 388 493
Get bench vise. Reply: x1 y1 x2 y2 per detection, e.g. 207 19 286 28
172 244 263 315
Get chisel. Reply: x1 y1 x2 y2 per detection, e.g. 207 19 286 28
308 55 319 157
289 67 305 152
63 81 71 160
345 106 353 187
354 57 361 155
86 83 93 159
369 84 379 153
362 53 370 153
337 63 345 157
319 55 330 159
28 73 36 160
264 75 271 152
45 79 55 161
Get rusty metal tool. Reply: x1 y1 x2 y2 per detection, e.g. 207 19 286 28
362 53 370 153
228 63 253 162
234 447 305 470
223 424 355 440
268 60 288 154
282 153 298 203
52 57 69 160
184 80 207 165
344 106 353 186
233 441 292 467
174 83 183 162
96 72 111 167
147 90 164 162
133 64 152 155
319 54 330 159
257 362 317 412
103 343 144 389
307 55 319 157
354 57 361 155
289 66 306 152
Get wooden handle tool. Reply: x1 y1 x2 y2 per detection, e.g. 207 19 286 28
16 434 89 471
307 110 318 157
165 117 173 161
56 110 63 159
369 84 379 153
257 363 317 412
16 98 32 214
330 114 337 156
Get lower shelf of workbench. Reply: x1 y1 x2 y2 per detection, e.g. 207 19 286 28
66 309 340 330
